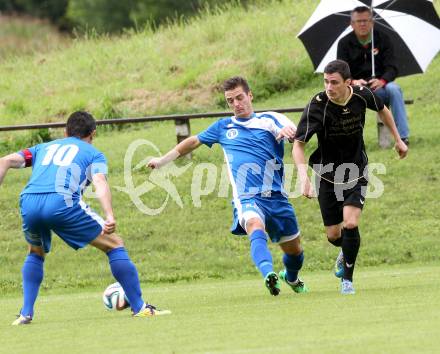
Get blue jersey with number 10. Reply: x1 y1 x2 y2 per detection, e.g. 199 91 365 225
18 136 107 201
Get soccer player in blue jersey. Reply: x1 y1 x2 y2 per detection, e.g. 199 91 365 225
293 60 407 294
148 76 308 296
0 111 170 325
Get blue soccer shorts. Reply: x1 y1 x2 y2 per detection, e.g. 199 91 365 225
20 193 104 253
230 192 300 243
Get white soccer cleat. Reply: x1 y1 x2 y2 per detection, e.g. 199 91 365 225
12 314 32 326
341 279 355 295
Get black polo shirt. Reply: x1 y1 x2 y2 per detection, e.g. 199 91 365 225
295 86 384 183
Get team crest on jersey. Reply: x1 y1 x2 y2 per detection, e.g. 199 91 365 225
226 128 238 139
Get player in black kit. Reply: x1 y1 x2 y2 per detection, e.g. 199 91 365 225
293 59 407 294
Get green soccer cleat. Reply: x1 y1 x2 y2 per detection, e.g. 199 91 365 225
279 270 309 293
341 279 355 295
12 314 32 326
264 272 281 296
133 304 172 317
334 250 344 278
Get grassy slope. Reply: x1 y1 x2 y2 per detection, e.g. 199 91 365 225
0 0 439 293
0 1 438 125
0 15 69 60
1 265 439 354
0 0 320 125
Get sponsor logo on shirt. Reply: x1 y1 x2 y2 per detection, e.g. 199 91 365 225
226 128 238 139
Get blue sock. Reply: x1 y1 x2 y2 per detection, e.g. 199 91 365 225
283 252 304 283
249 230 273 278
107 247 145 313
21 253 44 317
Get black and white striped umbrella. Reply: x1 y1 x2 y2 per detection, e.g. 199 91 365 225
298 0 440 77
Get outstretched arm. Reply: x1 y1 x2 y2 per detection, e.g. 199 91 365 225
276 125 297 142
148 135 202 169
377 106 408 159
92 173 116 234
293 141 315 198
0 153 25 186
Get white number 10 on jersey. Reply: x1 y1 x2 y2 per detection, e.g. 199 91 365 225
41 144 79 166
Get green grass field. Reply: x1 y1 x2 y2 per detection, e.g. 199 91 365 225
1 0 440 352
1 264 439 354
1 111 439 293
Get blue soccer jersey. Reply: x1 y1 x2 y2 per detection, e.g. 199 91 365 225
198 111 295 200
18 136 107 200
17 137 108 252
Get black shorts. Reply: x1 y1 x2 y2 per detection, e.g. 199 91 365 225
315 176 368 226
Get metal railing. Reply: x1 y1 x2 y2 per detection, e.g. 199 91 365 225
0 107 305 132
0 99 414 132
0 100 413 149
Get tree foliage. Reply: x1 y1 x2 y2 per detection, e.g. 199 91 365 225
0 0 250 33
0 0 69 26
68 0 249 34
66 0 136 34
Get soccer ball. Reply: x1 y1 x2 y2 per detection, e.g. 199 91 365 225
102 282 130 311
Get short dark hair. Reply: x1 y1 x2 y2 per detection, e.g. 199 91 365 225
324 60 351 81
351 6 372 18
66 111 96 138
222 76 250 93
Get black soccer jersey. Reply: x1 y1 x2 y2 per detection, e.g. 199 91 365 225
295 86 384 183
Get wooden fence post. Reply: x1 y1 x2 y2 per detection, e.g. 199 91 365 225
174 118 191 158
376 99 412 149
376 114 393 149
